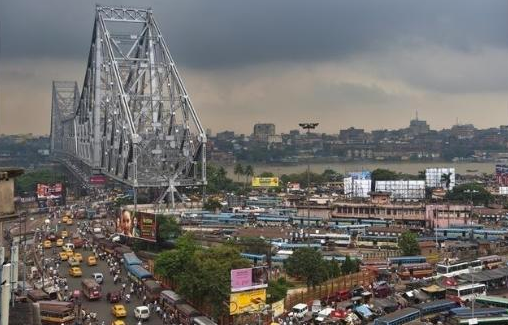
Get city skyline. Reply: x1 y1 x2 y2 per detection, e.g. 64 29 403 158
1 0 507 135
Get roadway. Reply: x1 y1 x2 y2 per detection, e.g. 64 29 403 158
40 218 164 325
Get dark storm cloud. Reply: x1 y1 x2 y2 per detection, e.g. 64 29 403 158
1 0 506 68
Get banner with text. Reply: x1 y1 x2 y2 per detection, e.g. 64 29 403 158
251 177 279 187
229 289 266 315
231 266 268 292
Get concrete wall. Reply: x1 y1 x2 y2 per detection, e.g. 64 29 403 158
0 178 15 215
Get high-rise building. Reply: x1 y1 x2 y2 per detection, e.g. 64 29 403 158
252 123 276 142
409 118 430 135
339 127 367 144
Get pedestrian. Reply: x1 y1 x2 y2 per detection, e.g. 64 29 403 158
143 295 147 305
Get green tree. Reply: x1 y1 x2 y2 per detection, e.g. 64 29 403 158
267 277 290 304
238 237 270 255
441 172 452 190
204 198 222 212
285 247 328 287
259 171 275 177
322 169 342 182
446 183 493 205
154 233 199 283
233 163 244 182
398 231 420 256
244 165 254 186
157 216 181 241
15 169 65 194
340 255 359 274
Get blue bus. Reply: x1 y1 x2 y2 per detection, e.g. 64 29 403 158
415 299 458 316
123 252 142 266
240 253 266 264
125 264 153 284
388 256 426 266
450 307 508 317
374 307 420 325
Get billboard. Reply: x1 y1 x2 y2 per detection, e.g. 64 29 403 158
229 289 266 315
343 177 371 198
496 165 508 186
375 180 425 200
251 177 279 187
231 266 268 292
116 210 157 242
36 183 64 208
425 168 455 189
271 299 284 318
89 175 107 185
348 171 371 180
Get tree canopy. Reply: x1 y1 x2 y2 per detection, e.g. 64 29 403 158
285 247 339 287
446 183 493 205
15 169 65 195
157 216 182 241
398 231 421 256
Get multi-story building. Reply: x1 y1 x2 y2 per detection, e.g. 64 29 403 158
252 123 276 142
339 127 368 144
409 118 430 136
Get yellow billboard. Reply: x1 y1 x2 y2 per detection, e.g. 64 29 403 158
251 177 279 187
229 289 266 315
271 299 285 318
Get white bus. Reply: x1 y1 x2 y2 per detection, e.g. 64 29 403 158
446 283 486 302
308 233 351 246
436 259 482 277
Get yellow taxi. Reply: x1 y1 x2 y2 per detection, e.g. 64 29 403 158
56 239 64 247
66 218 73 225
43 240 52 248
68 257 80 267
64 251 74 259
111 320 125 325
87 255 97 266
74 253 83 262
62 215 69 223
61 230 68 238
59 251 69 261
111 304 127 318
68 267 82 277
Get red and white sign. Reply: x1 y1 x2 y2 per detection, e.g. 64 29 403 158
89 175 107 185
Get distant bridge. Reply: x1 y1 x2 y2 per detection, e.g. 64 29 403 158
50 6 207 204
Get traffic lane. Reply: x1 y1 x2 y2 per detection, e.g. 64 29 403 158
45 229 162 324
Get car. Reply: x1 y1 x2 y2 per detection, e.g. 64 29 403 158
68 267 82 277
107 291 121 303
111 320 125 325
74 253 83 262
61 230 68 238
59 252 69 261
62 216 69 223
66 219 73 225
92 273 104 284
46 233 57 241
65 251 74 259
87 256 97 266
134 306 150 320
56 239 64 247
111 304 127 317
43 240 52 248
68 257 80 267
63 243 75 252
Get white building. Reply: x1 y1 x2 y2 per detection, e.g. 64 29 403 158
344 177 371 198
375 180 425 200
425 168 455 190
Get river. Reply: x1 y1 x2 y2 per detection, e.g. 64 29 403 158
225 161 497 176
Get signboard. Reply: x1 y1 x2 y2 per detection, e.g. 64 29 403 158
287 182 301 191
36 183 64 207
348 171 371 180
251 177 279 187
229 289 266 315
231 266 268 292
116 210 157 242
271 299 284 317
89 175 107 185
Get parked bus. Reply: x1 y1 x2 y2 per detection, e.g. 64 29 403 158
415 299 459 317
479 255 503 270
475 296 508 308
373 307 420 325
160 290 185 313
144 280 163 302
176 303 201 325
123 252 142 266
125 264 153 285
435 259 482 277
356 235 398 249
446 283 487 302
450 307 507 318
388 256 426 266
448 316 508 325
81 279 101 300
309 233 351 246
38 301 75 325
192 316 217 325
397 262 433 280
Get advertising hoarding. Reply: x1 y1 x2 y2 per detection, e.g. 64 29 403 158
344 177 371 198
116 210 157 242
251 177 279 187
229 289 266 315
271 299 284 317
231 266 268 292
425 168 455 189
36 183 64 208
375 180 425 200
89 175 107 185
348 171 371 180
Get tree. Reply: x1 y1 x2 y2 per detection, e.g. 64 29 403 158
204 198 222 212
267 278 290 303
244 165 254 188
15 169 66 195
285 247 328 287
340 255 359 274
157 216 182 241
322 169 342 182
259 171 275 177
398 231 420 256
233 163 244 182
238 237 270 256
441 172 452 190
370 168 399 190
446 183 493 205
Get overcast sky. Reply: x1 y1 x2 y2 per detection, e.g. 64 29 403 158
0 0 507 135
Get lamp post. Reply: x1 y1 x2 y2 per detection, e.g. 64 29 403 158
298 123 318 237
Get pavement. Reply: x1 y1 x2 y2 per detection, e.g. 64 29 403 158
39 217 165 325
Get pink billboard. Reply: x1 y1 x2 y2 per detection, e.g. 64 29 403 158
230 266 268 292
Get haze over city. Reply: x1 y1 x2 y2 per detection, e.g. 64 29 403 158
1 0 507 135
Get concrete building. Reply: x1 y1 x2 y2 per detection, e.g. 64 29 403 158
450 124 475 140
252 123 276 142
0 168 24 215
425 204 471 228
409 118 430 135
331 201 426 226
339 127 367 144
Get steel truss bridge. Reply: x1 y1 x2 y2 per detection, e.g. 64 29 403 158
50 6 207 204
